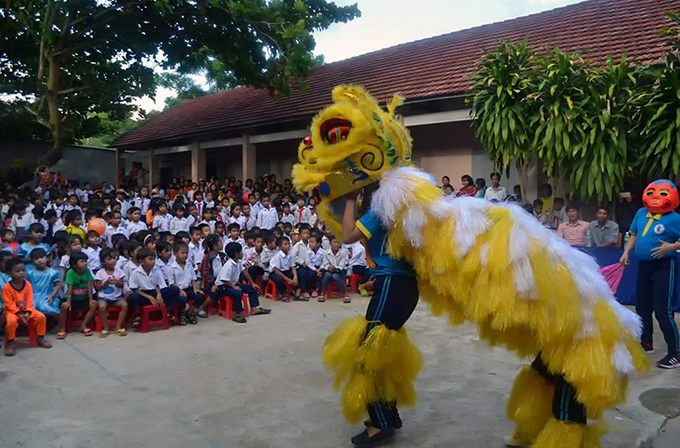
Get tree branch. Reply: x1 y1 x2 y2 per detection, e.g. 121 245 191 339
57 86 88 96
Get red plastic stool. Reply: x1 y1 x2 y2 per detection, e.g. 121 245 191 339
326 282 346 299
66 307 93 333
255 275 264 290
96 306 127 333
139 304 170 333
347 274 362 293
14 319 38 348
218 294 250 319
263 280 291 300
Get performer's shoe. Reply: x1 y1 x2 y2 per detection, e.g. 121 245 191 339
351 427 395 446
503 434 526 447
657 354 680 369
364 413 402 429
641 342 655 353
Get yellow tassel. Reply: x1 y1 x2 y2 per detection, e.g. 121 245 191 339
323 317 423 424
533 419 585 448
506 366 555 445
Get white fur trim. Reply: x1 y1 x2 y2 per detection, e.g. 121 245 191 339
613 342 636 375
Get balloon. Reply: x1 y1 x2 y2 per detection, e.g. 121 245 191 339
243 192 251 203
87 217 107 236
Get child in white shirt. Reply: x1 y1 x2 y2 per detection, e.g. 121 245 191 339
304 234 325 299
169 204 189 235
268 236 298 302
321 235 349 303
82 230 102 274
152 202 173 232
256 195 278 230
291 225 310 298
93 248 128 336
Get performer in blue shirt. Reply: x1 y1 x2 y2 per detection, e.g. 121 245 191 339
621 179 680 369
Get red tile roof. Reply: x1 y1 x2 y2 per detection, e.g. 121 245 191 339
114 0 680 148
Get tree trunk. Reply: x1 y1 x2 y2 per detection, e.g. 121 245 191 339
516 161 526 205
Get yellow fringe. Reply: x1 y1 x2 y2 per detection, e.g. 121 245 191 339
506 366 555 445
533 419 585 448
323 317 423 424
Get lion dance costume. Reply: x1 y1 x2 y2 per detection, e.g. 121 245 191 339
292 86 648 447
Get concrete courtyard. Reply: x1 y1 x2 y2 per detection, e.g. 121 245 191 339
1 295 679 448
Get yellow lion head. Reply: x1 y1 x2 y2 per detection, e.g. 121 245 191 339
292 85 413 236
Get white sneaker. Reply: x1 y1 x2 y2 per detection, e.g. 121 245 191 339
504 434 525 447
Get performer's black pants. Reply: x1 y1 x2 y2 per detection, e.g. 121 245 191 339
364 275 419 430
531 355 586 424
636 257 679 356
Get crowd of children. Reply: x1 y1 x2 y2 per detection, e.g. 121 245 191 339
0 176 372 356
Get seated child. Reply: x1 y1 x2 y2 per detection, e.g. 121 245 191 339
321 235 350 303
291 224 310 298
170 242 205 324
3 259 52 356
244 235 266 285
94 248 128 336
59 234 83 280
18 223 51 262
346 240 371 296
269 236 298 302
58 252 97 338
304 234 325 299
64 210 86 240
128 249 182 316
214 242 270 323
26 248 62 317
199 234 225 316
82 230 103 274
226 223 246 250
154 240 174 286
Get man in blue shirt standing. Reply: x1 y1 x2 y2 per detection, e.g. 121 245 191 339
621 180 680 369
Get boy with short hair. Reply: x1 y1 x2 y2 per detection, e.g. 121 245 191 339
103 210 129 248
152 201 173 232
170 242 205 324
126 206 148 234
214 242 270 323
226 223 246 250
281 203 295 226
304 234 325 299
532 199 548 226
128 249 182 314
269 236 298 302
291 224 310 298
256 194 278 230
321 235 350 303
3 258 52 356
82 230 103 274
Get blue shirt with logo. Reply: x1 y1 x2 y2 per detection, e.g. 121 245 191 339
357 208 414 277
630 208 680 261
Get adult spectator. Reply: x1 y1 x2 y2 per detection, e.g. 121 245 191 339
549 197 567 230
457 175 476 197
441 176 451 190
484 172 507 202
588 206 619 248
557 204 589 246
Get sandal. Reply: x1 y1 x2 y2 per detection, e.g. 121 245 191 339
311 291 318 298
281 296 291 303
4 344 15 357
251 308 271 315
57 332 67 340
231 315 247 323
187 313 198 325
343 296 351 303
318 296 326 302
115 328 127 337
82 328 93 337
99 329 110 338
293 295 309 302
38 338 52 349
178 311 188 326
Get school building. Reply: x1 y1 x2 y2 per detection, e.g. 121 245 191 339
112 0 674 200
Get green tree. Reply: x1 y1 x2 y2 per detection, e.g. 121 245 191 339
0 0 359 180
467 38 536 201
629 11 680 179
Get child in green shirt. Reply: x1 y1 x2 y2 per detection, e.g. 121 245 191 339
57 252 96 338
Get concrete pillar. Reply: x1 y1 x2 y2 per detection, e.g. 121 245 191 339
242 134 256 182
148 149 158 188
115 148 124 188
191 143 206 182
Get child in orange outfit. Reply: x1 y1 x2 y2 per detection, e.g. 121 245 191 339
3 258 52 356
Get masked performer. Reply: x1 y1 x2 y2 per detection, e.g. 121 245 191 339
621 180 680 369
293 85 648 447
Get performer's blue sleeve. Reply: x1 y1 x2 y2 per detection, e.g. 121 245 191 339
357 209 381 240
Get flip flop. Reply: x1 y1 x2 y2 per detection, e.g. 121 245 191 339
251 308 271 315
4 347 15 357
57 332 66 340
38 339 52 349
99 330 110 338
82 328 93 337
115 328 127 337
231 316 247 323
